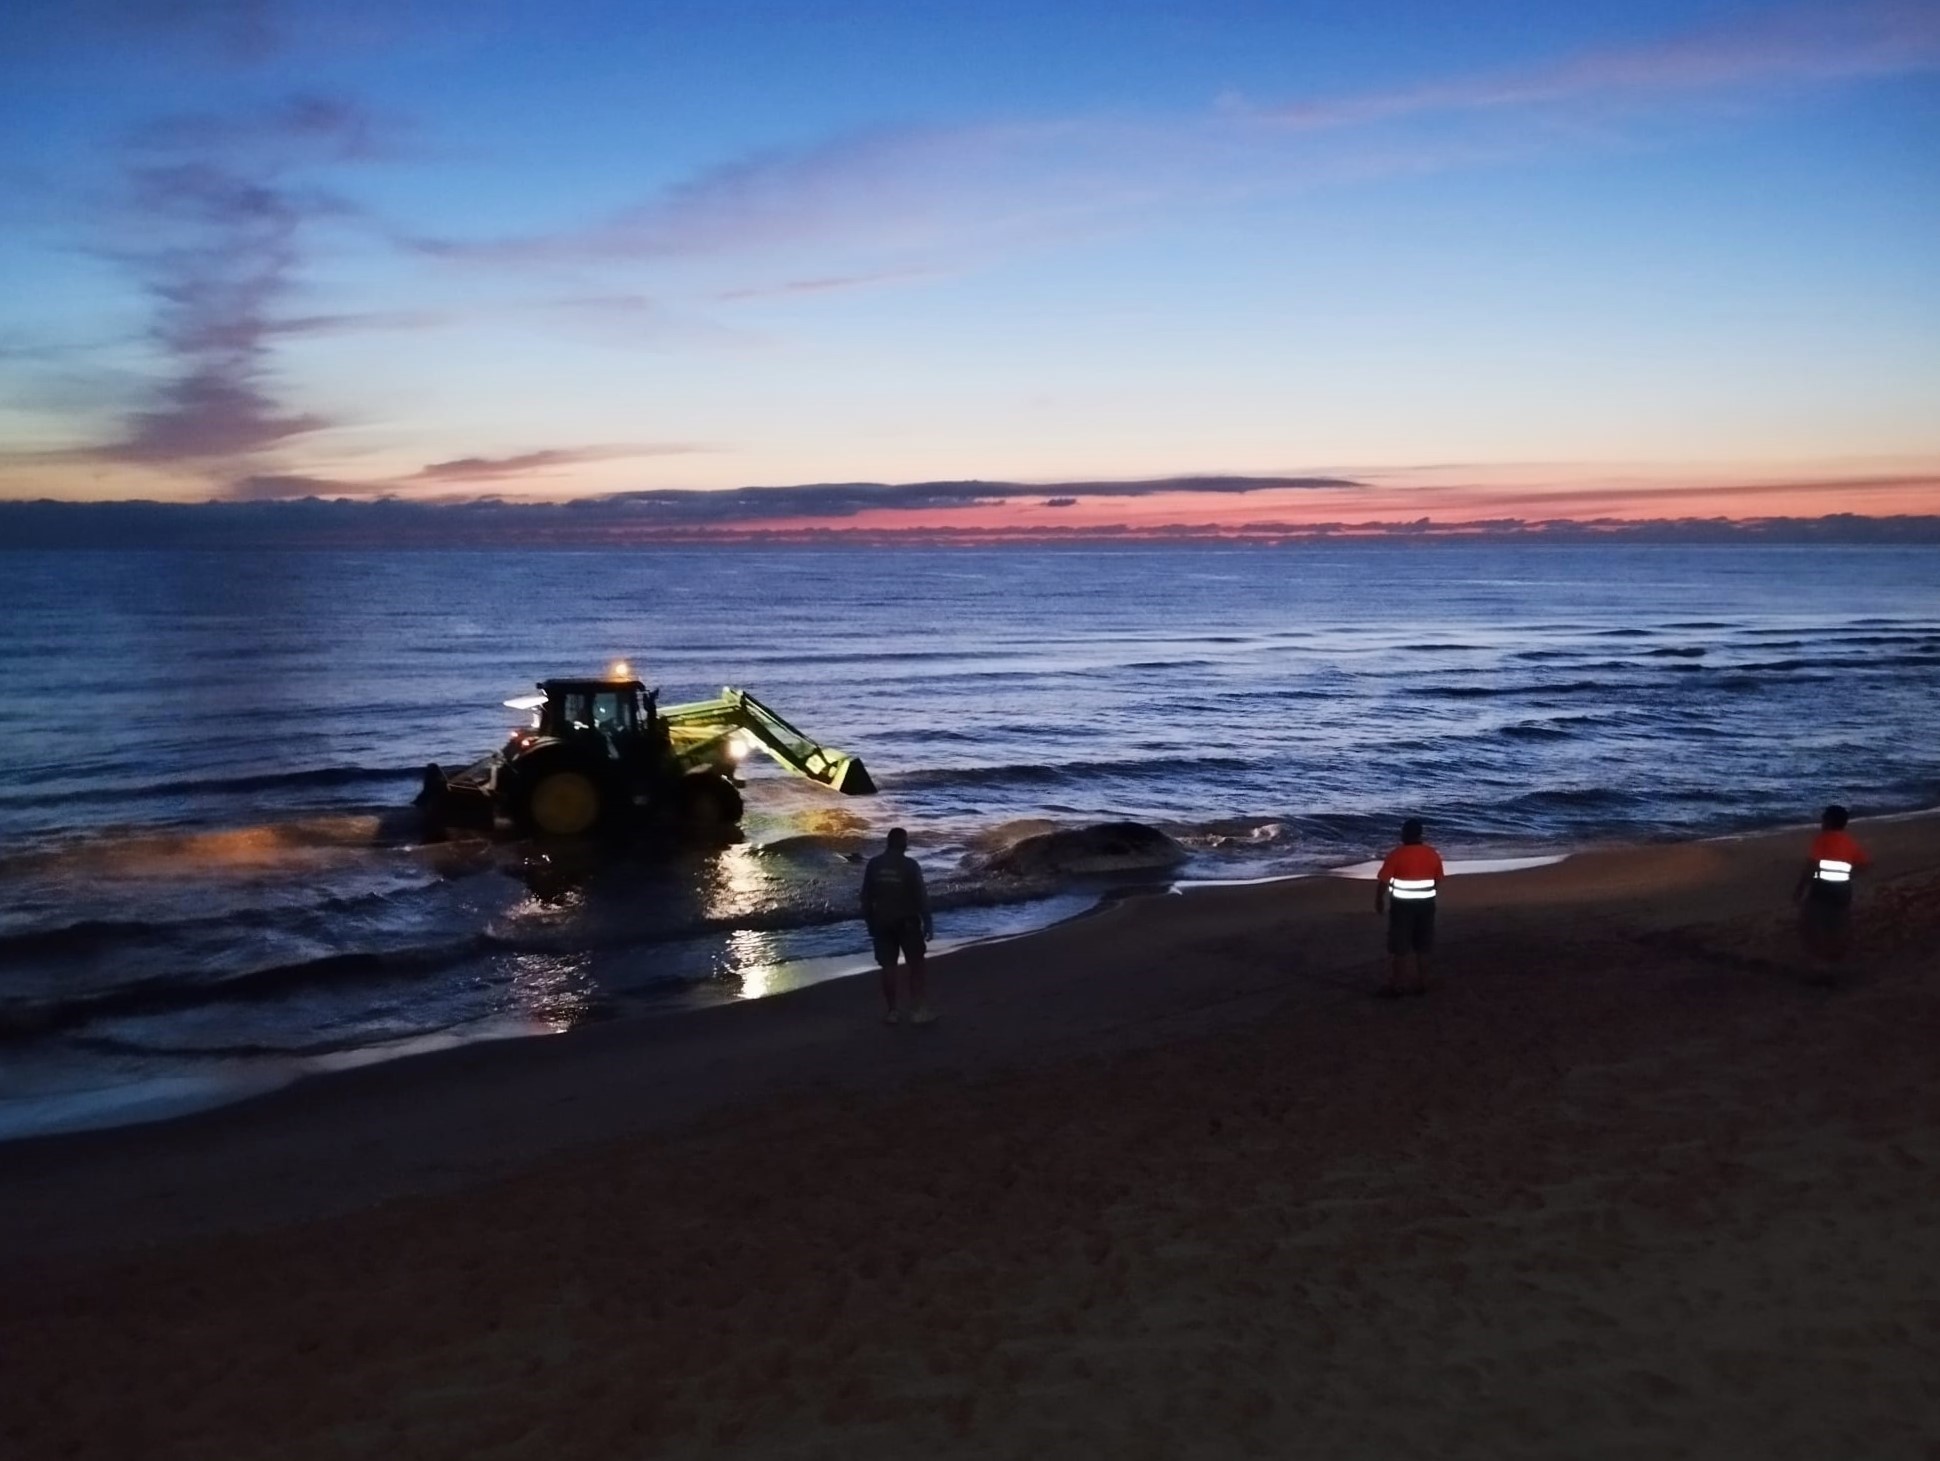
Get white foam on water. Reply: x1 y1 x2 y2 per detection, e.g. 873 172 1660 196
0 1067 297 1143
1326 855 1568 880
1176 853 1568 891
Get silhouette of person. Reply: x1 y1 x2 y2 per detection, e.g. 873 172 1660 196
413 763 449 839
1793 803 1870 981
1375 817 1444 996
861 826 935 1024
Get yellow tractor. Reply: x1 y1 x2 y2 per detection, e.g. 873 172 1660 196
419 671 873 838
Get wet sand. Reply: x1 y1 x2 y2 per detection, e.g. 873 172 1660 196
3 815 1938 1459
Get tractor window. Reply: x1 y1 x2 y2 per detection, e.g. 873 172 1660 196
591 692 632 733
559 693 593 731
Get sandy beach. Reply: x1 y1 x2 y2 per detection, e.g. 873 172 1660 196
4 814 1938 1460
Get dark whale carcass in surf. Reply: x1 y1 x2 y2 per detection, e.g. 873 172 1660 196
417 668 874 840
984 822 1189 878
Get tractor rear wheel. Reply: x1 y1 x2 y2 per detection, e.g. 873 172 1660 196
521 767 606 837
680 772 743 833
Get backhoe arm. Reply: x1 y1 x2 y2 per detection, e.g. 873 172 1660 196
659 688 876 795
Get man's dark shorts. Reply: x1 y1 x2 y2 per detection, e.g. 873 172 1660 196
870 918 926 969
1799 884 1852 937
1387 900 1436 956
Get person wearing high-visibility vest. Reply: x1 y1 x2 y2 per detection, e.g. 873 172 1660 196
1375 817 1444 997
1792 803 1871 974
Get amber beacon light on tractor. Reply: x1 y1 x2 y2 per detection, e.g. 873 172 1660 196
416 668 875 839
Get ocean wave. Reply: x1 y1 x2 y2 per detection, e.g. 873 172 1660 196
0 917 175 961
1499 787 1637 810
0 884 431 964
1164 816 1288 849
1715 674 1834 692
1210 686 1333 705
1823 632 1940 646
734 646 1019 666
64 1018 517 1061
0 937 497 1039
1730 653 1940 673
1417 677 1633 699
1529 675 1713 697
0 812 426 880
890 727 999 745
888 755 1255 790
0 764 409 811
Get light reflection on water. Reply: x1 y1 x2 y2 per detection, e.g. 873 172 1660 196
701 842 786 923
725 929 783 999
708 847 797 998
506 950 595 1031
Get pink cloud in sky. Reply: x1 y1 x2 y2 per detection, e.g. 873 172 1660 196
714 266 942 302
736 471 1940 536
1266 2 1940 131
409 125 966 265
407 445 711 483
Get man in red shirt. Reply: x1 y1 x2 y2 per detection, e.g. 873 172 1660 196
1375 818 1444 997
1793 803 1871 977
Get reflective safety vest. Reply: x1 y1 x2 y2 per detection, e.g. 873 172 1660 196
1806 829 1867 888
1389 877 1437 901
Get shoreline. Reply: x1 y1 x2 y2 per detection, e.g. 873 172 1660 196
4 809 1937 1456
0 820 1794 1148
5 798 1932 1150
4 809 1934 1238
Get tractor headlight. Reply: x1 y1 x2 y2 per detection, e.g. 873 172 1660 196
728 731 755 761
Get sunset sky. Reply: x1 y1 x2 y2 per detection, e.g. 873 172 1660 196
2 0 1937 533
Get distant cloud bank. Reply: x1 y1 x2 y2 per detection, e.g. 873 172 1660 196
2 474 1935 548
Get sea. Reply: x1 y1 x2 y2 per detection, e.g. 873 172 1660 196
2 543 1936 1140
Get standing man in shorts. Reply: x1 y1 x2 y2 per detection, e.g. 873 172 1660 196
1375 818 1444 997
862 826 936 1024
1793 804 1870 981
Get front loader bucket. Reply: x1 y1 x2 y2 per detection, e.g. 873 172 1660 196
833 756 875 796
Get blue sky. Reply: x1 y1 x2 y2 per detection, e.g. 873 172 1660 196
1 0 1936 524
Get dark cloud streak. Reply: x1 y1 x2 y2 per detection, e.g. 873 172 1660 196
80 93 393 470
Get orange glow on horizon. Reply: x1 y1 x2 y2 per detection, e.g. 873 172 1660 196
743 472 1940 537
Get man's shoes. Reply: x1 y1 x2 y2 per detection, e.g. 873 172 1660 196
909 1008 939 1024
883 1009 902 1024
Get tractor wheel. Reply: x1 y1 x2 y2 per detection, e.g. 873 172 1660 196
680 773 743 833
520 767 606 837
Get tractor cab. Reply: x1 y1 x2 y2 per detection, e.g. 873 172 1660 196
532 677 659 747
